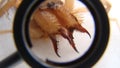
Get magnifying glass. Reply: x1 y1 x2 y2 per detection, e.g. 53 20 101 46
1 0 110 67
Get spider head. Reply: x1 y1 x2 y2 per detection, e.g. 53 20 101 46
47 1 63 9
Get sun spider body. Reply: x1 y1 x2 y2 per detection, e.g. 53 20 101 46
29 0 90 57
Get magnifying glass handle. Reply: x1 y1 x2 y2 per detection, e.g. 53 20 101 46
0 52 22 68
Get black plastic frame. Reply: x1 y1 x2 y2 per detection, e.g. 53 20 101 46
13 0 109 68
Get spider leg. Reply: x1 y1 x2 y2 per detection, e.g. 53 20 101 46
0 0 21 17
64 0 74 11
0 30 12 34
49 35 60 57
74 24 91 38
71 14 91 38
59 28 79 53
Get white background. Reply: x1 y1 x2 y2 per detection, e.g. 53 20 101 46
0 0 120 68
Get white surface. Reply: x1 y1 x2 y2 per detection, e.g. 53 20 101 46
0 0 120 68
93 0 120 67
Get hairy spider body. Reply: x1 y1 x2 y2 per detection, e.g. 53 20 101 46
30 0 91 57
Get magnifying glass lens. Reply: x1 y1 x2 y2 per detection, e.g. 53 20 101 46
28 0 95 63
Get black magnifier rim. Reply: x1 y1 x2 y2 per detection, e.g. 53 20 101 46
13 0 109 68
